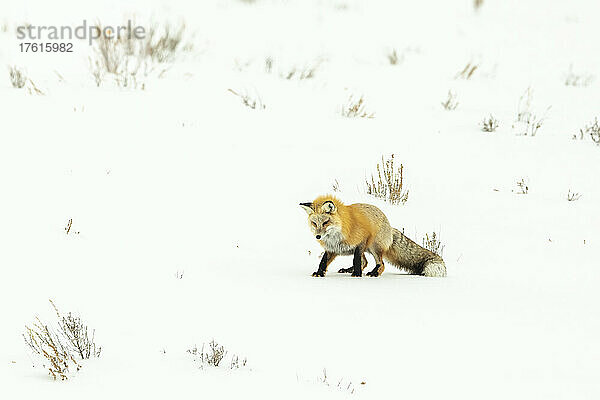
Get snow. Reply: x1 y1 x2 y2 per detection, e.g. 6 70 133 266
1 0 600 399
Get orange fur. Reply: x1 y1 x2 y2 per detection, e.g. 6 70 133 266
311 195 376 248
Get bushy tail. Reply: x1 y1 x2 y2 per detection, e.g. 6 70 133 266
383 228 446 277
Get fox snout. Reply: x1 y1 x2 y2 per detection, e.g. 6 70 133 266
315 234 321 239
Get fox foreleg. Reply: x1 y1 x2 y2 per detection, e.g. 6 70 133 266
312 252 337 277
351 245 365 277
338 254 367 273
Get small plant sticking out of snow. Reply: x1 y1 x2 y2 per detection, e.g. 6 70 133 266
513 87 550 136
387 49 404 65
366 154 409 205
341 95 375 118
8 65 27 88
481 115 499 132
564 65 594 87
187 340 248 370
579 117 600 144
89 59 104 87
89 20 190 89
228 88 266 110
474 0 484 11
567 190 582 202
229 354 248 370
64 218 80 235
332 179 340 192
282 63 319 80
422 232 444 257
23 300 101 380
455 62 478 79
264 56 274 73
25 78 45 96
515 178 529 194
317 368 356 395
441 90 459 110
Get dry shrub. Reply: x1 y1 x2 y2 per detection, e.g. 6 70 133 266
455 62 478 79
366 154 408 205
8 65 27 88
481 114 499 132
187 340 247 370
281 60 321 80
341 95 375 118
567 190 581 202
422 232 444 256
514 87 550 136
317 368 356 395
23 300 101 380
564 65 594 87
441 90 458 110
187 340 225 367
90 20 189 88
228 88 266 110
230 354 248 370
332 179 340 192
579 117 600 144
387 49 404 65
515 178 529 194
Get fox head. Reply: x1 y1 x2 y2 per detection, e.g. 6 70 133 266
299 199 342 240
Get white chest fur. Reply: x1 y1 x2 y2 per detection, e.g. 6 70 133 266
320 227 354 255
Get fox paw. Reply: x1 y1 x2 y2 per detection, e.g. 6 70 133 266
351 271 362 277
312 271 325 277
338 267 353 273
366 270 380 277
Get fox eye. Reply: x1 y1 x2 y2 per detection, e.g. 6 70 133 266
322 220 329 227
311 222 317 227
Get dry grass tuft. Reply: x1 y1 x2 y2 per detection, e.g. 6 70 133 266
515 178 529 194
564 65 594 87
89 20 189 88
228 88 266 110
282 61 320 80
481 114 499 132
387 49 404 65
422 232 444 256
23 300 101 380
579 117 600 144
332 179 340 192
341 95 375 118
441 90 459 110
514 87 550 136
317 368 357 395
455 62 478 79
8 65 27 88
187 340 247 370
366 154 408 205
567 190 582 202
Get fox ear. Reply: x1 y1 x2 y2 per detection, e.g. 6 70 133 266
321 201 336 214
299 202 314 215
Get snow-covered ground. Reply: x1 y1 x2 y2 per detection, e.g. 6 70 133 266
1 0 600 399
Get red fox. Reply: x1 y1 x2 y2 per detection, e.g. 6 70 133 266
300 195 446 277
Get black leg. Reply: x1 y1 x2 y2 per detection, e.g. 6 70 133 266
366 264 382 277
312 252 328 277
351 246 363 277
